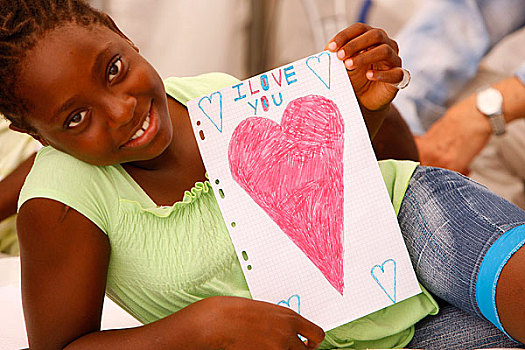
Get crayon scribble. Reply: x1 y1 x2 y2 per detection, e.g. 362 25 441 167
229 95 345 294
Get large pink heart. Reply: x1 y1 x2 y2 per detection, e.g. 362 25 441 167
229 95 345 294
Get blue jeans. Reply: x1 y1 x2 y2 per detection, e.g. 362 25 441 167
398 166 525 348
408 300 523 349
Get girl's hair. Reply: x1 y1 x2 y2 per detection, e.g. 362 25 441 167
0 0 116 133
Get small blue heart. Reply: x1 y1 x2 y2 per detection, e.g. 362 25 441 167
371 259 397 304
198 92 223 132
306 52 331 89
278 294 301 314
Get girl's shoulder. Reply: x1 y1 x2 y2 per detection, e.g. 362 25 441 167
26 146 118 185
18 147 121 233
32 146 100 170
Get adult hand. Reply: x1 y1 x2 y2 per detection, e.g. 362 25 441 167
415 94 492 175
193 296 325 349
326 23 404 112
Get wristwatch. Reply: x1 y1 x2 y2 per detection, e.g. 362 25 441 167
476 87 505 136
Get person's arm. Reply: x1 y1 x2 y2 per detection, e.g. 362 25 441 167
496 241 525 343
0 152 35 222
370 104 419 161
18 198 324 349
326 24 408 145
393 0 525 135
415 76 525 174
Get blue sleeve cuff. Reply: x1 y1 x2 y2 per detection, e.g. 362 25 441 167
476 224 525 341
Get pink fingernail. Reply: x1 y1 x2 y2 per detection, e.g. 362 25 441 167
337 50 345 59
328 42 337 51
366 71 374 79
345 59 353 68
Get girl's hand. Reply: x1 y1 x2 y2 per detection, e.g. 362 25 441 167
326 23 405 112
193 296 325 349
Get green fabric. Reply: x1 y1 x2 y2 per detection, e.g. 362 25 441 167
19 73 437 348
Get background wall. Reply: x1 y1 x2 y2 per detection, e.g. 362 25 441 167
91 0 420 79
91 0 525 104
93 0 250 78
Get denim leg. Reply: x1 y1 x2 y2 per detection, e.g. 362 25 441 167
407 300 525 349
398 166 525 342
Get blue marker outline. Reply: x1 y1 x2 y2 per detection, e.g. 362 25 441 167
278 294 301 314
306 52 331 89
198 92 223 132
371 259 397 303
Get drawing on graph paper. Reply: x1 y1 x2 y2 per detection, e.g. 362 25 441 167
306 52 332 89
198 91 223 132
228 94 345 294
278 294 301 314
371 259 397 303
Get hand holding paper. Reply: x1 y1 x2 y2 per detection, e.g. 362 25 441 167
327 23 405 111
190 296 324 349
327 23 407 139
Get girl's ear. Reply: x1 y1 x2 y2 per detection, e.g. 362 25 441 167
8 124 49 147
103 14 139 53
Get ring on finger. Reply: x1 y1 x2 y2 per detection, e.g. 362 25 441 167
390 68 410 89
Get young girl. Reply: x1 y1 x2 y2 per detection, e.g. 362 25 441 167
1 1 524 349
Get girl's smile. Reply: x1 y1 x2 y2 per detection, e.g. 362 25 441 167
121 100 157 148
16 23 174 167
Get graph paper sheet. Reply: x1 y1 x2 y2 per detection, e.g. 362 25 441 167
187 51 421 331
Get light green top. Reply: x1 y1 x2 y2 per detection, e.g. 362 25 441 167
19 73 437 349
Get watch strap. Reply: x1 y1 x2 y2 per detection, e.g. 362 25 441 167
488 113 506 136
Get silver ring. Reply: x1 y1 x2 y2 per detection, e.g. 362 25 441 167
392 68 410 89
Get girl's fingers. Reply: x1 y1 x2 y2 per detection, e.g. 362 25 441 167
327 22 371 50
295 317 325 348
327 24 399 57
338 29 396 61
366 67 407 85
289 335 310 350
342 44 401 70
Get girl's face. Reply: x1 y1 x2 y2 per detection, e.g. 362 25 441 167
17 23 173 166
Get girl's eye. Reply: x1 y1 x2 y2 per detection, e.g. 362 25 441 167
67 110 87 128
108 58 122 82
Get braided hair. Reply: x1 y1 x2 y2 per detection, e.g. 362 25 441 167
0 0 116 132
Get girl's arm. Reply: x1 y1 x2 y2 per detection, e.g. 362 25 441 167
18 198 110 349
18 198 324 349
370 104 419 161
326 23 408 143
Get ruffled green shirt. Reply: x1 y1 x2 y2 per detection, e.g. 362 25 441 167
19 73 437 349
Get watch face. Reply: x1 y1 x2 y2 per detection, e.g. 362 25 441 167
477 87 503 115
